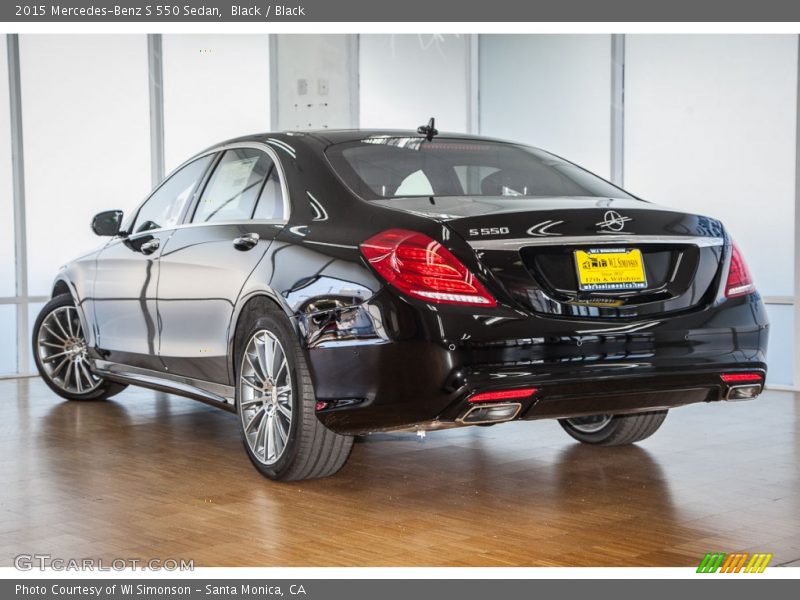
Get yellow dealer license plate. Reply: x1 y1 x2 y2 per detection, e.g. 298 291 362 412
574 248 647 292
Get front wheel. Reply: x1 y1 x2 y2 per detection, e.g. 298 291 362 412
32 293 127 401
559 410 668 446
235 305 353 481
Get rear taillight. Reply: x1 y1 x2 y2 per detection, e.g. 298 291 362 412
725 242 756 298
360 229 497 307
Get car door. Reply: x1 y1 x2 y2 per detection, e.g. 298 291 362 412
92 155 214 371
156 145 289 384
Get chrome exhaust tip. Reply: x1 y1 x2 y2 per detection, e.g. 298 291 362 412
457 402 522 425
725 384 763 401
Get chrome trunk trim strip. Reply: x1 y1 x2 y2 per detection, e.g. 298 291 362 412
468 235 725 251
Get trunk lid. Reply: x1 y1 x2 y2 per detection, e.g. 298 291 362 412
372 196 727 318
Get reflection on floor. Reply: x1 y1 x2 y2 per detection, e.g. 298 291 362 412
0 377 798 567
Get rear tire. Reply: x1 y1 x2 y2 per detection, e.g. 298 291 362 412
32 293 127 401
235 303 353 481
559 410 668 446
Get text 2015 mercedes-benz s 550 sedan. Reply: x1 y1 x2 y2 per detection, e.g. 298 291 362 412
33 127 769 481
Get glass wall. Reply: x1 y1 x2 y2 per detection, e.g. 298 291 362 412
624 35 797 384
764 304 794 385
625 35 797 300
0 39 14 298
0 305 16 376
162 34 271 172
480 34 614 179
1 38 17 376
360 34 470 132
20 35 152 297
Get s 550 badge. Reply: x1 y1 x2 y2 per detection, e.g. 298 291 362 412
469 227 510 236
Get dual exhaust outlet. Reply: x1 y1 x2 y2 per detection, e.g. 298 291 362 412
457 386 536 425
457 373 764 425
458 402 523 425
724 383 763 401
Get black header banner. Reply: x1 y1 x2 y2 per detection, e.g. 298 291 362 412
3 0 800 22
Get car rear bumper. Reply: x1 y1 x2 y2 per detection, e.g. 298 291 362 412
299 291 769 435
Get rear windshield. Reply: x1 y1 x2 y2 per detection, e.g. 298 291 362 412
325 137 633 201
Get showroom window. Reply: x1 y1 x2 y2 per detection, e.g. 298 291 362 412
130 155 213 234
193 148 273 223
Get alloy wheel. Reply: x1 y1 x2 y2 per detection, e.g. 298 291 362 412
564 414 613 433
36 306 101 395
239 330 293 466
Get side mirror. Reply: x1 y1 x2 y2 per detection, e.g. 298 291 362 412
91 210 124 237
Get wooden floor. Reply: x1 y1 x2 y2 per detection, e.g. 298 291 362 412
1 377 798 567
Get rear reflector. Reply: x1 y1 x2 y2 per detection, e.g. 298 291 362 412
720 372 763 383
725 242 756 298
468 387 537 403
360 229 497 307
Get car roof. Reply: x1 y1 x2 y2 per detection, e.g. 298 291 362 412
209 129 523 149
299 130 519 145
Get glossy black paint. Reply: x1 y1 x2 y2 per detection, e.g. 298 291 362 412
91 209 123 237
50 130 768 435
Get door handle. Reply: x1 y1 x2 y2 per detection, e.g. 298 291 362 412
140 239 160 255
233 232 260 251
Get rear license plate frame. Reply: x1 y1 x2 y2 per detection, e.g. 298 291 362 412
574 247 647 292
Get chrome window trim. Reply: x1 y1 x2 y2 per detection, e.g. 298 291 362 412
170 218 287 232
468 235 725 251
188 142 292 226
122 141 292 238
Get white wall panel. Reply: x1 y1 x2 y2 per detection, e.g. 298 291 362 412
163 35 270 171
480 34 613 178
276 34 354 131
20 35 151 297
625 35 797 298
360 34 470 132
0 38 16 297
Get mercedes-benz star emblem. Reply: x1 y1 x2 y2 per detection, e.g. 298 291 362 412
596 210 632 232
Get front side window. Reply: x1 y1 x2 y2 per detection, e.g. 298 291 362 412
192 148 273 223
325 137 633 201
130 155 213 234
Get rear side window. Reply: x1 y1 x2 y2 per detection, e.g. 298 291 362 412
252 165 285 220
325 137 633 201
130 155 213 234
192 148 273 223
395 170 434 196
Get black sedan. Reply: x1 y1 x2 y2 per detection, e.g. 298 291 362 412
33 127 769 481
